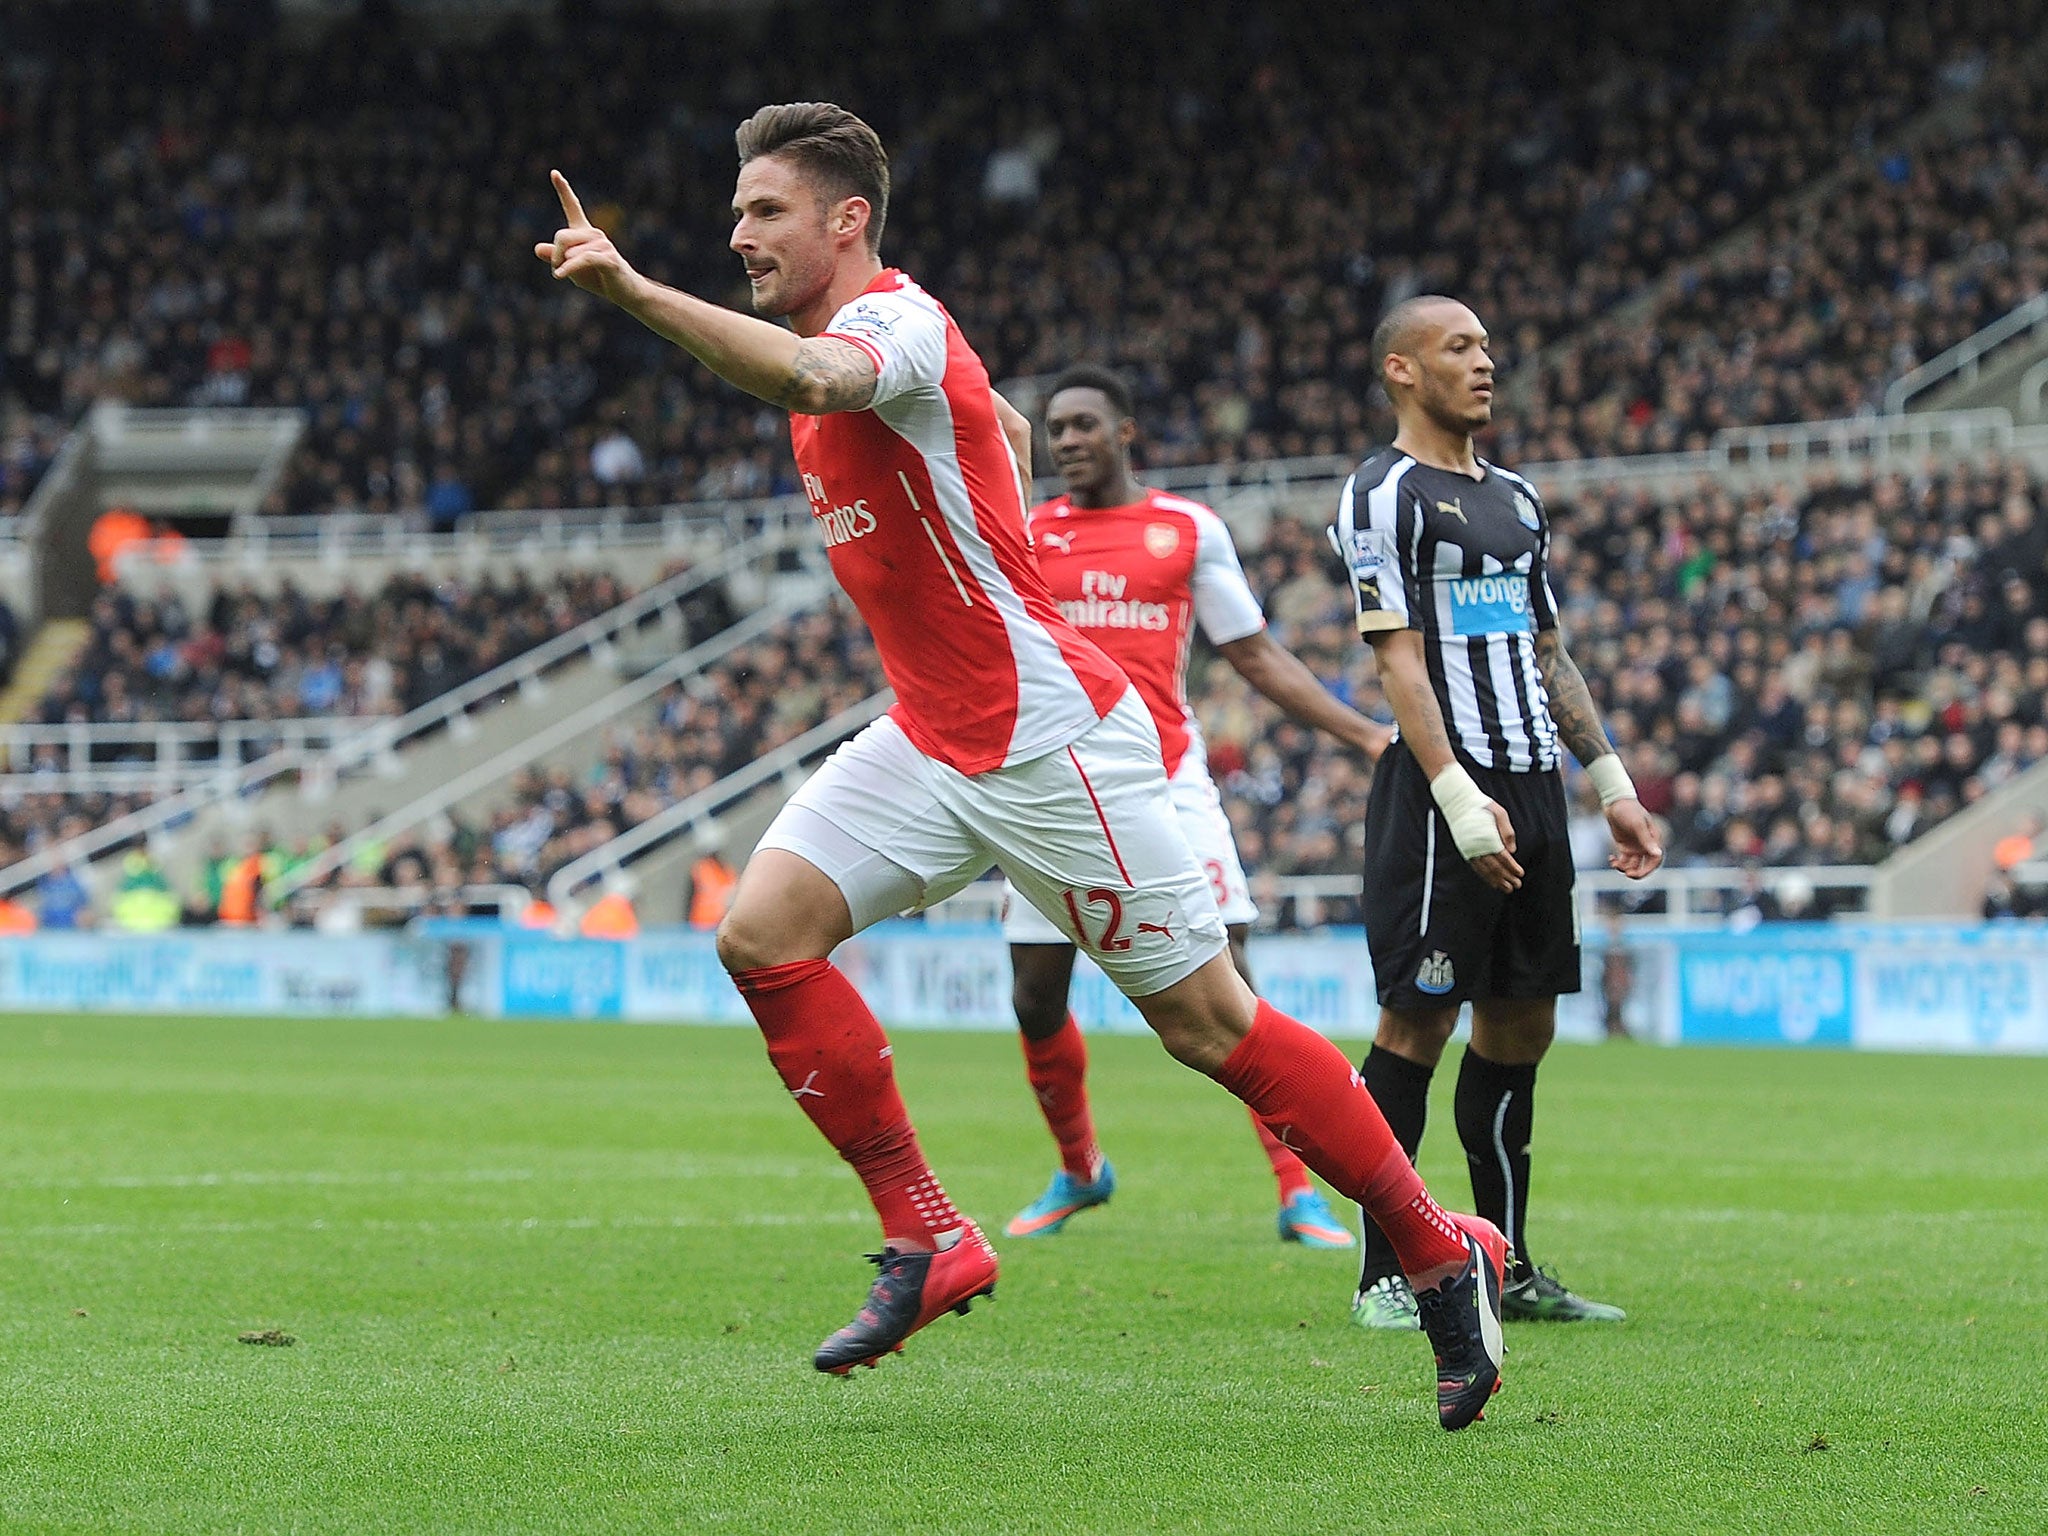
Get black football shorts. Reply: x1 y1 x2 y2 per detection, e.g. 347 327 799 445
1361 740 1581 1010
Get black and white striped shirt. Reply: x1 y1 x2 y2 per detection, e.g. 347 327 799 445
1332 449 1562 772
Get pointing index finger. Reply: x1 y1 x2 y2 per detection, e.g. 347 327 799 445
551 169 589 228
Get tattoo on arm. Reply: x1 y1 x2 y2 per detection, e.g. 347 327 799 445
779 339 879 414
1535 628 1613 766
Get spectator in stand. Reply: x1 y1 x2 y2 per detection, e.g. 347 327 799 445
36 858 91 930
1985 811 2048 919
688 851 739 930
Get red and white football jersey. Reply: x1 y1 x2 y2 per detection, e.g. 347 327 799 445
1026 489 1266 776
789 270 1129 775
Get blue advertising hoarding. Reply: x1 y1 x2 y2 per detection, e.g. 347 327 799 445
4 921 2045 1054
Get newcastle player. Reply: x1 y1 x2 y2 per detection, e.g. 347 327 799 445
1332 296 1662 1330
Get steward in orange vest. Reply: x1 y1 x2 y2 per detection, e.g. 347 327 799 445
579 890 639 940
688 854 737 929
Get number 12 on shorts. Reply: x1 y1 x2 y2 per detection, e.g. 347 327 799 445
1062 887 1132 952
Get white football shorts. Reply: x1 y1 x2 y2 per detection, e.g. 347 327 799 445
756 688 1228 997
1002 737 1255 943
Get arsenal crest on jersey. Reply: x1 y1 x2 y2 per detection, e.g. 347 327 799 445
1144 522 1180 558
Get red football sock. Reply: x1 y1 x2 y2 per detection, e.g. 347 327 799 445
733 959 963 1252
1213 1001 1467 1283
1020 1015 1103 1180
1250 1110 1314 1203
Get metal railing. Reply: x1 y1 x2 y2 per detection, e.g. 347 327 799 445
0 716 387 793
176 459 1365 567
200 492 818 565
306 883 532 924
1521 409 2028 494
266 589 833 909
300 525 795 786
89 404 307 470
0 526 808 897
1884 292 2048 414
1573 864 1874 925
2022 358 2048 425
10 424 90 545
80 403 2042 580
546 692 895 913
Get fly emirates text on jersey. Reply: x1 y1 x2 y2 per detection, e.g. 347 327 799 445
1058 569 1172 632
803 471 878 548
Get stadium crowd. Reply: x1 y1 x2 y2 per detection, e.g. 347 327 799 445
31 568 639 738
6 0 2048 928
1505 43 2048 462
16 451 2048 928
0 558 734 899
1210 459 2048 919
4 0 2043 524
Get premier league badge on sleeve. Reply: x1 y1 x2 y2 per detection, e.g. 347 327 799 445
842 300 899 335
1347 527 1392 576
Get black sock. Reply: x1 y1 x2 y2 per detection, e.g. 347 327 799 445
1454 1047 1539 1284
1355 1045 1434 1290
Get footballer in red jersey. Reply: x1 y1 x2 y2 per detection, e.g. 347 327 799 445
537 102 1508 1428
1002 366 1390 1251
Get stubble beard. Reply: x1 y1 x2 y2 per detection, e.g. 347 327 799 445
1424 379 1490 439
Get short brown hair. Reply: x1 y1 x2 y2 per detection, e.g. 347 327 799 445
735 102 890 252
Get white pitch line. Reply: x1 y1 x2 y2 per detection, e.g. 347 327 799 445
0 1210 871 1241
0 1168 538 1192
0 1159 834 1192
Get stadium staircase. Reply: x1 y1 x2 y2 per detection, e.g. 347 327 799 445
1869 756 2048 918
0 619 91 726
1887 292 2048 425
539 691 893 926
259 581 839 919
12 405 306 624
199 537 821 894
0 524 820 900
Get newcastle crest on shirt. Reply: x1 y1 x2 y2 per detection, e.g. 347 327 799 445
1513 490 1541 530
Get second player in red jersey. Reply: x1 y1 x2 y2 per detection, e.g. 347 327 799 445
1000 366 1392 1249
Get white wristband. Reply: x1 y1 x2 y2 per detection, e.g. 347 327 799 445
1428 764 1506 860
1587 753 1637 807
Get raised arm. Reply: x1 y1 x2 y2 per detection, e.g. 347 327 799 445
1216 631 1390 760
536 170 877 415
1534 627 1664 878
1370 628 1523 893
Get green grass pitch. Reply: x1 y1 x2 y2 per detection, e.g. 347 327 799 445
0 1014 2040 1535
